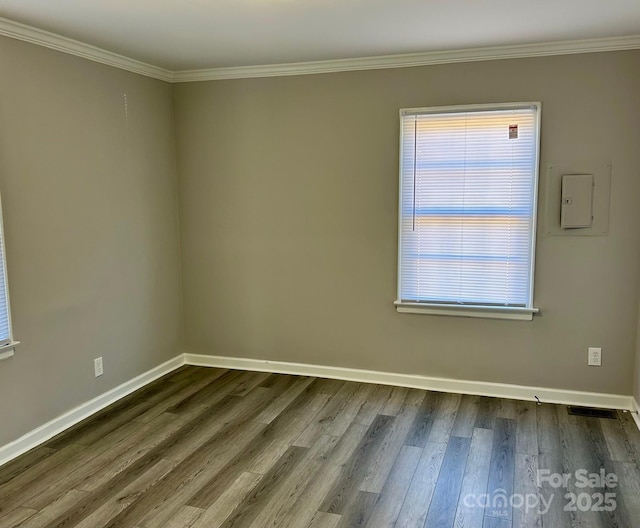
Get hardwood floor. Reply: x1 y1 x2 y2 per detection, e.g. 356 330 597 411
1 366 639 528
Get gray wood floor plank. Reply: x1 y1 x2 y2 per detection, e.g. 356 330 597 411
559 423 605 528
98 419 268 528
319 414 395 515
0 447 56 487
452 394 482 438
555 405 578 425
320 383 376 437
163 366 211 384
516 401 539 456
537 449 571 528
328 422 370 467
190 472 262 528
16 489 90 528
454 427 494 528
274 418 380 528
425 436 472 528
380 386 409 416
618 411 640 443
365 445 421 528
134 415 277 527
134 367 229 423
247 394 333 475
395 441 447 528
49 377 196 449
277 462 343 528
354 385 394 426
307 511 342 528
134 421 269 528
186 386 332 509
72 459 178 528
255 376 315 424
162 505 206 528
258 373 295 388
599 417 638 463
164 370 246 414
312 378 347 395
474 397 498 430
578 417 632 528
38 385 275 528
246 435 340 528
496 399 518 421
335 491 379 528
612 461 640 524
483 516 512 528
228 371 273 396
161 388 273 464
1 368 638 528
24 413 177 508
404 391 441 447
512 453 542 528
296 383 375 447
485 418 516 522
217 446 309 528
359 389 425 493
536 404 561 453
427 392 462 444
0 507 38 527
0 444 86 518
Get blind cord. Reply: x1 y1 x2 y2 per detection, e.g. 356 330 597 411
412 118 417 232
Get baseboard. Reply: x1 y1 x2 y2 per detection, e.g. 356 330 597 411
0 354 184 467
632 398 640 431
185 353 634 411
2 352 634 469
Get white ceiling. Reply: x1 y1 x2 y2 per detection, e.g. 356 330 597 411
1 0 639 71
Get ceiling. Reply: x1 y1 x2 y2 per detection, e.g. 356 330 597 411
1 0 639 72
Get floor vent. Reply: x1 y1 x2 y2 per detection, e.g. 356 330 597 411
567 406 617 419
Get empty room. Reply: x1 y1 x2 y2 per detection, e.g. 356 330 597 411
0 1 640 527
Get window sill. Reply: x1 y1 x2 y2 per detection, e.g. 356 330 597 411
0 341 20 362
394 301 539 321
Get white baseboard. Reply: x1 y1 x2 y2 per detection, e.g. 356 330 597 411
2 352 635 469
632 398 640 431
185 353 634 411
0 354 184 467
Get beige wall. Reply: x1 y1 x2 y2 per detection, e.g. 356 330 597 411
1 41 639 450
0 37 184 446
174 50 640 395
635 305 640 404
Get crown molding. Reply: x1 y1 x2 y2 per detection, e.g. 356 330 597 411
0 16 172 82
1 14 639 84
172 34 640 82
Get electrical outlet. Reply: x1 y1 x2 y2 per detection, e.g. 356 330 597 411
94 357 104 377
588 347 602 366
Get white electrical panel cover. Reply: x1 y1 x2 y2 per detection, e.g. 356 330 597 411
561 174 594 229
545 161 610 237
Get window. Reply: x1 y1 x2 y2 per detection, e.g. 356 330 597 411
0 196 16 360
395 103 541 320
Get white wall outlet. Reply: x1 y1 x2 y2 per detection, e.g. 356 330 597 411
94 357 104 377
588 347 602 366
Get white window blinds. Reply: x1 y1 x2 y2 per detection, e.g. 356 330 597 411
397 103 540 312
0 198 13 346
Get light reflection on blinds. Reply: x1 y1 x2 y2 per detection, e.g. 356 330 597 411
398 105 539 307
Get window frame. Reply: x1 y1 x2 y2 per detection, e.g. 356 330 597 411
0 194 18 361
394 102 542 321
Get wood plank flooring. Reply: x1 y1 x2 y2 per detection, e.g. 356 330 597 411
1 366 639 528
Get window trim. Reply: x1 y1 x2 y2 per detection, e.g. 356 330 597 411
395 102 542 320
0 194 18 360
